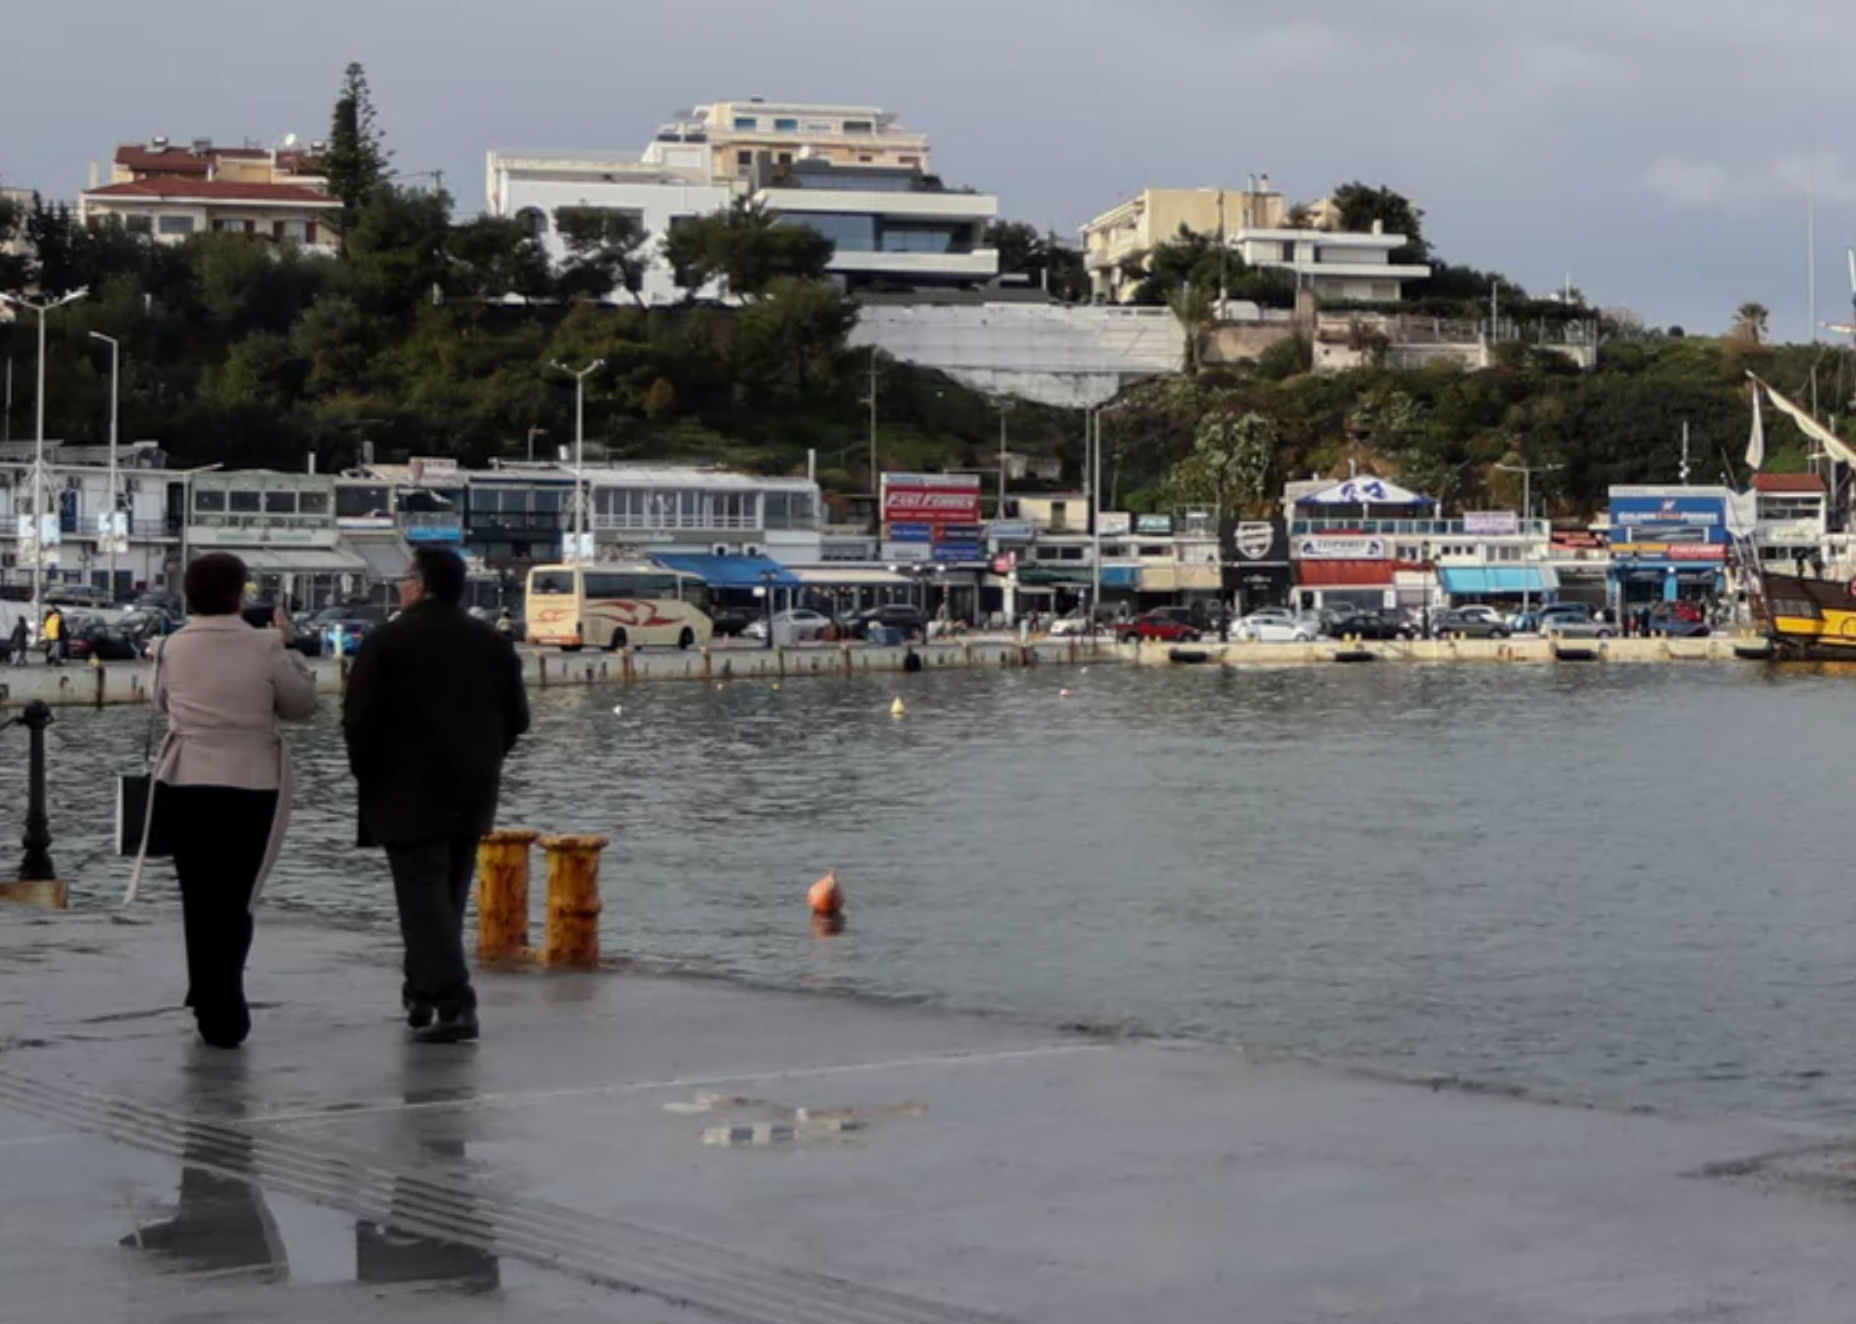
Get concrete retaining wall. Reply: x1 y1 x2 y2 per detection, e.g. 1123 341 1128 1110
0 639 1106 711
1130 635 1763 667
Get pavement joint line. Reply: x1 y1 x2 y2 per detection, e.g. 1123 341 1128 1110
0 1075 1013 1324
0 1067 1025 1324
240 1040 1112 1125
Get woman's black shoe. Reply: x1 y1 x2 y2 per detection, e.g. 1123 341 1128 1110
413 1009 479 1044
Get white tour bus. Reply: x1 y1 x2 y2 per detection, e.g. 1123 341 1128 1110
524 563 714 652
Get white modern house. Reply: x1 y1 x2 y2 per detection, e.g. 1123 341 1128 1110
750 159 997 289
1230 223 1430 302
485 98 999 303
485 150 732 305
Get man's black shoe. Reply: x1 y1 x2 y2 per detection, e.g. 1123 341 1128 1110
403 999 434 1030
413 1009 479 1044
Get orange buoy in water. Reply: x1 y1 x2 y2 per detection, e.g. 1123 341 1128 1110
808 868 843 916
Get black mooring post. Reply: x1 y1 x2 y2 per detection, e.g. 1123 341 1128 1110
17 700 55 882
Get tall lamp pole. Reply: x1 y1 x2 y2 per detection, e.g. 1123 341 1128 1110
1494 458 1563 620
88 331 120 600
0 288 87 610
551 360 602 562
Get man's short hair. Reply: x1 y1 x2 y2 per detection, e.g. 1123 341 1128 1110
413 547 467 606
184 553 247 617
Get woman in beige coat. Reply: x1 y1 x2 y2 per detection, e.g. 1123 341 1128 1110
139 553 318 1048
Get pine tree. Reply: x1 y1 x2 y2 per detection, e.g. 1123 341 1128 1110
324 61 390 251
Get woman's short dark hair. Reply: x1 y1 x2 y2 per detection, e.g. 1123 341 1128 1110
413 546 467 606
184 553 247 617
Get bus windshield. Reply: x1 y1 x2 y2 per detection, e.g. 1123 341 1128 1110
530 571 576 596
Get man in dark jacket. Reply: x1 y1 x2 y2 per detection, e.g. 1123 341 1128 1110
343 548 529 1042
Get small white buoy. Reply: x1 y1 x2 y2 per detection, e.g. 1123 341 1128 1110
1079 667 1090 675
890 697 906 718
612 704 623 715
1059 688 1072 698
771 683 781 692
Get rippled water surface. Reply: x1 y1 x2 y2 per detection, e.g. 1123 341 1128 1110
13 661 1856 1121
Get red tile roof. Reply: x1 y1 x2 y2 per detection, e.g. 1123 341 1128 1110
84 178 336 205
114 141 273 168
1754 473 1826 494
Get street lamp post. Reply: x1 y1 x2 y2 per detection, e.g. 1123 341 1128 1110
551 361 602 562
0 288 87 609
88 331 120 600
1494 458 1563 621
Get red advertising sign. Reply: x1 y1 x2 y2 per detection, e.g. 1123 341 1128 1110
881 473 982 527
1666 543 1726 561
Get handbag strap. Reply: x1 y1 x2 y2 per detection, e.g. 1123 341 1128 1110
142 637 165 767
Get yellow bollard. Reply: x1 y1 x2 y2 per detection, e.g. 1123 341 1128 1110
476 828 539 960
542 834 610 966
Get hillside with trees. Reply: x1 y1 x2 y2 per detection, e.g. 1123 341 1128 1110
0 67 1847 525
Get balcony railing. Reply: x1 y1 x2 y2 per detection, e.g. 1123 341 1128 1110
1292 518 1552 537
0 514 175 539
590 512 769 532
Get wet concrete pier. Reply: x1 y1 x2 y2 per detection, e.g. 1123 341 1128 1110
2 908 1853 1322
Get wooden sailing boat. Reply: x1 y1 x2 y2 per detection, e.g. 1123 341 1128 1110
1747 375 1856 657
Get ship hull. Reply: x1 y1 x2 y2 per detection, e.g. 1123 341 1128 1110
1758 571 1856 658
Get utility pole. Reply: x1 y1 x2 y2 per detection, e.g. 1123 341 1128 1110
1679 420 1692 485
867 346 880 514
1091 407 1103 631
0 288 88 609
526 425 547 464
3 358 11 444
551 360 602 561
996 399 1010 515
1494 458 1563 620
89 332 120 599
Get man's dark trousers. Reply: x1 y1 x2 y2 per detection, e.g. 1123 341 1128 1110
387 836 480 1016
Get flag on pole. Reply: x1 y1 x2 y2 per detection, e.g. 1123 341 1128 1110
1744 379 1766 471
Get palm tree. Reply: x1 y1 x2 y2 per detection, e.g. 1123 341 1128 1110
1167 280 1216 373
1734 302 1771 345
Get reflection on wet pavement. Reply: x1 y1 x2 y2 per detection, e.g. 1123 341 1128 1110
121 1124 287 1282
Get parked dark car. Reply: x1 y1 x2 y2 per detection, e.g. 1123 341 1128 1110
1326 610 1415 641
709 605 756 638
1647 604 1711 638
43 585 113 611
65 614 141 662
1119 610 1202 644
1432 609 1511 639
843 604 927 641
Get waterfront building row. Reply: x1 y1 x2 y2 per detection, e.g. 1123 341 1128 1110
5 443 1839 627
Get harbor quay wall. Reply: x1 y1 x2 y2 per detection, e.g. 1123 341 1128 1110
1129 635 1763 666
0 638 1107 711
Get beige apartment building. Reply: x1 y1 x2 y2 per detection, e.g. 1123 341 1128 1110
643 100 932 180
1081 183 1429 305
79 138 339 250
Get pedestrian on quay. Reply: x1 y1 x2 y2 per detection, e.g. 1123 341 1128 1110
131 553 319 1049
41 605 64 666
343 547 529 1044
7 614 26 666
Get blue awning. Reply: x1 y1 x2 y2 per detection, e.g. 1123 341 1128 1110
1438 566 1560 595
652 553 799 589
1100 565 1139 589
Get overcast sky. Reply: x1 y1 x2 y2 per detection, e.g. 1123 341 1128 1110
4 0 1852 338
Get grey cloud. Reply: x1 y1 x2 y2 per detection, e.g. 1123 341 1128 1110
1 0 1851 337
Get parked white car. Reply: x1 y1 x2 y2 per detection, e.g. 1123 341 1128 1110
1236 610 1323 643
743 608 835 643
